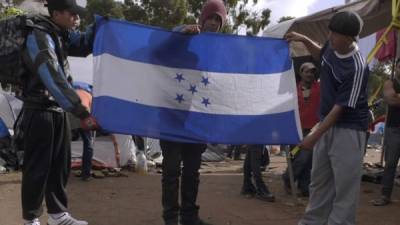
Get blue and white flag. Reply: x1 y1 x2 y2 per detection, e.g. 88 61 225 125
92 18 302 144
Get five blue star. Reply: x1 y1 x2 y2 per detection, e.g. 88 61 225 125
175 73 185 82
201 97 210 107
175 94 184 103
201 76 210 86
174 73 212 107
188 85 198 95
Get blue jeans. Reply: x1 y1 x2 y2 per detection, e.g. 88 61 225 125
79 129 93 178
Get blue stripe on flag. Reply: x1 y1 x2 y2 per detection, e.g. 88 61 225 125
92 96 301 144
94 17 291 75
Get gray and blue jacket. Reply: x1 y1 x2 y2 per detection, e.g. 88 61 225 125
22 16 94 119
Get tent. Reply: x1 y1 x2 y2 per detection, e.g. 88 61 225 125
263 0 391 43
71 135 164 169
0 91 22 129
263 0 392 80
71 134 138 169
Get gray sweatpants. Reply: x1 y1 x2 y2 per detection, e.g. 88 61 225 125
298 126 366 225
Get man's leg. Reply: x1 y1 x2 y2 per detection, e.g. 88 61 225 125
282 146 310 194
80 130 93 179
160 140 182 225
180 143 206 225
299 128 335 225
132 135 145 150
260 147 270 170
328 128 365 225
380 127 400 200
21 110 55 221
233 145 241 160
296 150 313 195
241 149 256 196
294 129 312 195
46 115 87 225
45 112 70 215
248 146 265 190
248 145 274 202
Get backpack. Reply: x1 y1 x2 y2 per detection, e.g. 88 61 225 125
0 15 50 86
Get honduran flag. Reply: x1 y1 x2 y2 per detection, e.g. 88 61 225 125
92 17 302 144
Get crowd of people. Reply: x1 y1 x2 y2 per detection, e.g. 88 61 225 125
0 0 399 225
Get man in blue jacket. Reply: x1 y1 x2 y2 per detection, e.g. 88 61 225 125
19 0 98 224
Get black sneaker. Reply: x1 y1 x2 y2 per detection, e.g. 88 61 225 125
181 219 213 225
166 222 178 225
240 189 255 198
372 196 390 206
255 189 275 202
297 191 309 197
165 218 178 225
81 176 91 182
240 184 256 198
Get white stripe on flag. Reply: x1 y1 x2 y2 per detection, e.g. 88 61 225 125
93 53 297 116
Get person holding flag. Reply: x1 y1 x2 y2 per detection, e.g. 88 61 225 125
160 1 227 225
286 11 369 225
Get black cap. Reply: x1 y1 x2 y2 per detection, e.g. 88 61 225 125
328 11 363 38
46 0 87 16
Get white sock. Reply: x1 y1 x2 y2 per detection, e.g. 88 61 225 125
49 212 66 220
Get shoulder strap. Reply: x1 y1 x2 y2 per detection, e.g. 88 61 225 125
27 15 67 74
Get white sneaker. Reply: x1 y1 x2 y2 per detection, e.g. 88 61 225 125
47 213 88 225
24 218 40 225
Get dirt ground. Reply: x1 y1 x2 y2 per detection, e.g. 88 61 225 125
1 147 400 225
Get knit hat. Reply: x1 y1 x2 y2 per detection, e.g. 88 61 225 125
199 0 227 28
328 11 364 39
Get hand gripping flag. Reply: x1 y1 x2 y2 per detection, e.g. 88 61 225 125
92 17 302 144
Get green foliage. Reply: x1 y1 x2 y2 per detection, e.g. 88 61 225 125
83 0 125 24
368 61 392 118
12 0 25 6
0 6 25 20
82 0 270 34
278 16 295 23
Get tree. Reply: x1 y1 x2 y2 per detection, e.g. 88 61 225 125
82 0 125 26
368 61 393 118
82 0 271 34
0 1 24 19
278 16 295 23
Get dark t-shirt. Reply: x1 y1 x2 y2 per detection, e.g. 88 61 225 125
319 43 369 131
386 78 400 127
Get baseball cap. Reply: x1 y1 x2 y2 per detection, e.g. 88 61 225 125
46 0 87 16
